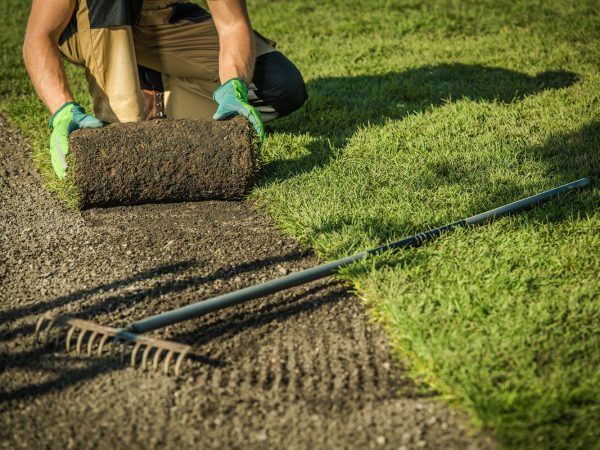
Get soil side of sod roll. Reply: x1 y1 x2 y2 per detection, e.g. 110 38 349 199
71 117 259 209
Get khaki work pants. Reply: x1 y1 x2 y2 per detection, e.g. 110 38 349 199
59 0 276 123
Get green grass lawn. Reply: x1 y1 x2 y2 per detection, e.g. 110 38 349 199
1 1 599 448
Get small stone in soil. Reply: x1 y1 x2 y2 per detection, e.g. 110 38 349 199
254 431 267 441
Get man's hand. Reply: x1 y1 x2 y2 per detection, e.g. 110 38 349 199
49 102 103 179
213 78 265 143
207 1 263 141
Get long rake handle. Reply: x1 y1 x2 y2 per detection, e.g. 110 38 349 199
130 178 590 334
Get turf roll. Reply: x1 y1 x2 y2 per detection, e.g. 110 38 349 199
70 117 260 209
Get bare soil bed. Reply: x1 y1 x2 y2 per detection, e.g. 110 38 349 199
0 114 494 450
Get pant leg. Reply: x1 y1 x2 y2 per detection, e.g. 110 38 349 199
133 1 307 121
58 0 143 123
133 0 275 119
251 52 308 122
133 2 222 119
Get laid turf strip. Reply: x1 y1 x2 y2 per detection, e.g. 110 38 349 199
71 117 259 209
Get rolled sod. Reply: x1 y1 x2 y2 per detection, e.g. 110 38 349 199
70 117 260 209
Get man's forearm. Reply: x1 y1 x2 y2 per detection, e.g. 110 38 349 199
218 24 255 83
23 0 76 113
23 35 74 113
207 0 255 84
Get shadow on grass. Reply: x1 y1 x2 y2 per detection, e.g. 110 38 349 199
529 120 600 181
299 119 598 253
264 63 578 179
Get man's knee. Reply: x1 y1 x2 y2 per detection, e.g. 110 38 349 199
252 51 308 118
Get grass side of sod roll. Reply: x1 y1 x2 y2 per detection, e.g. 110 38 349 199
1 0 599 448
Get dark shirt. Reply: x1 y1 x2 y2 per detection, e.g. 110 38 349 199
59 0 144 45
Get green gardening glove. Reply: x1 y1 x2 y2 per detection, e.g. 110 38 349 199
49 101 104 179
213 78 265 144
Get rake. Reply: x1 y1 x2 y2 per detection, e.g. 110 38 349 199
36 178 590 375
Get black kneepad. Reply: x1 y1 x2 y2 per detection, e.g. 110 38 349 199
253 52 308 117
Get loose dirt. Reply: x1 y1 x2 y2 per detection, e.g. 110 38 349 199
0 114 494 450
72 117 259 209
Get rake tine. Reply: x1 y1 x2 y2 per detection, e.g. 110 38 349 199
131 342 143 368
174 349 189 377
163 350 175 375
87 331 99 356
35 315 49 341
76 329 88 355
141 345 153 370
98 334 110 356
66 326 77 352
153 348 165 371
42 319 55 343
35 312 192 375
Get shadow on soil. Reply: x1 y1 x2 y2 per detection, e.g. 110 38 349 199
1 255 350 400
0 282 346 401
172 281 348 346
0 260 197 326
265 63 578 179
0 250 307 342
0 347 125 402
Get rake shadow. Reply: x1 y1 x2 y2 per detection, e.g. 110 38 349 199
0 249 307 342
0 260 196 325
0 338 226 402
171 281 349 347
0 345 123 402
63 249 307 321
0 268 346 401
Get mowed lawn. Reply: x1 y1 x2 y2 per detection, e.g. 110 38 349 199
1 1 599 449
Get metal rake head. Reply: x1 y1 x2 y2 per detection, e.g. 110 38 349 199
35 312 191 376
